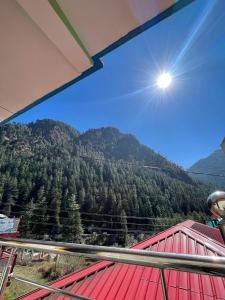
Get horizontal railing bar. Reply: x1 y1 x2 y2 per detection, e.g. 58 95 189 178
10 274 90 300
1 237 225 277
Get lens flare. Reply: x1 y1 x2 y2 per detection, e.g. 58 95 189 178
156 72 172 89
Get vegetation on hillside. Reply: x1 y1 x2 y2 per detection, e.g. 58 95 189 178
0 120 213 245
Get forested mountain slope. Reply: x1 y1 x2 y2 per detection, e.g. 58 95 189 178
189 149 225 188
0 120 212 242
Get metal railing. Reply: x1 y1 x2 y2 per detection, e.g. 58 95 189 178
0 237 225 300
0 248 16 296
10 275 90 300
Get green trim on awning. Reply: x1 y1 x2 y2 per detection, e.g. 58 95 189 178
48 0 93 65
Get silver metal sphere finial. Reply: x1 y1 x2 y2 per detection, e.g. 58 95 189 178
207 191 225 218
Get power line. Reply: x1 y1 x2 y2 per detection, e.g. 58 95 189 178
10 203 178 221
11 211 174 230
81 218 175 227
20 219 79 230
77 154 225 178
5 211 177 227
4 209 175 227
80 212 179 221
19 219 162 234
12 203 82 215
186 170 225 178
1 208 174 229
84 226 156 234
9 210 75 222
79 155 161 170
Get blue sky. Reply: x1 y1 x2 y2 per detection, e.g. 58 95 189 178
14 0 225 168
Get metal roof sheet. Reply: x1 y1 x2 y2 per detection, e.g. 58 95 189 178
18 220 225 300
188 220 225 245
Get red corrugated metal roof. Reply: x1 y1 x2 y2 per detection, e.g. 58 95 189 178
0 232 19 237
188 220 225 245
17 220 225 300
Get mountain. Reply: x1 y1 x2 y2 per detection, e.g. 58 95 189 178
0 119 212 242
77 127 192 183
189 149 225 188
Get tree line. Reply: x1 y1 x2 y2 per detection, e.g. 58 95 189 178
0 120 214 245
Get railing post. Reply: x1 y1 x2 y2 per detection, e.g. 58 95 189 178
0 248 16 296
160 269 168 300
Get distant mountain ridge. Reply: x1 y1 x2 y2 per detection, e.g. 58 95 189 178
189 149 225 188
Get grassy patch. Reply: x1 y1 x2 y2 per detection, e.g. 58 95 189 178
4 264 49 300
3 256 87 300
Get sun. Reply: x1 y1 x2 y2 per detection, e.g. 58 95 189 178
156 72 172 89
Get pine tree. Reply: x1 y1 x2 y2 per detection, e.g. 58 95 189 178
0 177 4 206
32 186 47 238
19 200 35 238
120 210 128 247
63 194 83 243
49 185 61 239
2 177 18 216
78 188 85 207
0 131 4 144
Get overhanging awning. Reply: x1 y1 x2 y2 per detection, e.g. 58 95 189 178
0 0 194 124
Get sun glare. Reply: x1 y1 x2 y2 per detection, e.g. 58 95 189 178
157 72 172 89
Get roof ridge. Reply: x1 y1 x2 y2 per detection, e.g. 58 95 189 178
179 225 225 256
182 220 225 249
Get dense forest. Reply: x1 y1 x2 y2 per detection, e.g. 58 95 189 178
0 120 214 245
